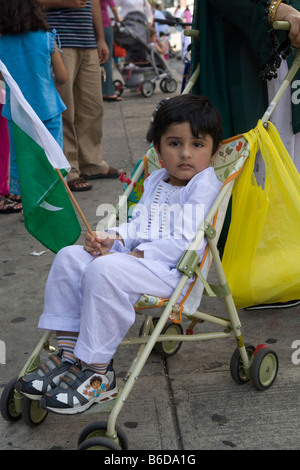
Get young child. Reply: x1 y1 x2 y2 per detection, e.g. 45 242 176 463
159 32 173 60
16 95 223 415
0 0 67 210
149 27 164 56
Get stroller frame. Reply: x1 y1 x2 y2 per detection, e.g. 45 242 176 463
1 21 298 450
113 12 178 98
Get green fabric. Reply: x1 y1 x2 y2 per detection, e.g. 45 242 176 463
192 0 300 137
13 122 81 253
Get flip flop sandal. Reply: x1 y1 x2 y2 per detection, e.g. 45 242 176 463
68 177 93 192
0 196 22 214
5 193 21 203
81 167 123 180
103 96 123 102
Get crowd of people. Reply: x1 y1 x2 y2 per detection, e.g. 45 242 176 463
0 0 191 211
1 0 300 418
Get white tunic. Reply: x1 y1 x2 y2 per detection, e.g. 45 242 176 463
115 0 153 24
38 167 222 364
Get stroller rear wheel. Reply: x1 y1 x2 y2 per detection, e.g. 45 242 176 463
230 344 255 384
250 346 279 390
160 78 167 93
154 321 183 358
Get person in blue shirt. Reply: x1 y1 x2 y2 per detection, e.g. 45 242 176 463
0 0 67 212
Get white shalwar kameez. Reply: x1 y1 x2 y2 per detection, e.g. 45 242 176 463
38 168 222 365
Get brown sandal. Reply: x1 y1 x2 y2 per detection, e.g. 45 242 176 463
0 195 22 214
81 167 123 180
5 193 22 203
68 177 93 192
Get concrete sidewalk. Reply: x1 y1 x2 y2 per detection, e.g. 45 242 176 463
1 58 300 451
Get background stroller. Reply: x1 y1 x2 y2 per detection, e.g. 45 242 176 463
113 11 178 98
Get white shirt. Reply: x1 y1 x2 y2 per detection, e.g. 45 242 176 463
115 0 153 23
111 167 222 267
154 9 170 36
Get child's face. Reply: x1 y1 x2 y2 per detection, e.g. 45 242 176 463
153 122 219 186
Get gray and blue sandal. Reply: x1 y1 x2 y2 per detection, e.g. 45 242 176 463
15 351 72 400
41 361 118 415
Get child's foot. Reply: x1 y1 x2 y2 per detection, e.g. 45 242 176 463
15 351 72 400
40 361 118 415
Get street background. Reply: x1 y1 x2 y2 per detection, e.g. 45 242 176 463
1 54 300 451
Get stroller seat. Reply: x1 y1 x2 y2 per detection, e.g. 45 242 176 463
125 137 250 328
0 126 280 449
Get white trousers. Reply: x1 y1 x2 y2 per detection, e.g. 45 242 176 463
38 245 182 364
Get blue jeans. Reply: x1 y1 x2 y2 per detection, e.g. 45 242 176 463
102 26 115 96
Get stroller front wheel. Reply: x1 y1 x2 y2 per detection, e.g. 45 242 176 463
141 80 155 98
78 421 128 450
77 436 122 450
0 377 22 422
155 321 183 358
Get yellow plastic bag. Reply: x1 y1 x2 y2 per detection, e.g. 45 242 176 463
222 120 300 309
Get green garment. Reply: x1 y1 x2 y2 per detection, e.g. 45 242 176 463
192 0 300 139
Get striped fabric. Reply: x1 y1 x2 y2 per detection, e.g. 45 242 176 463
46 1 97 48
56 334 78 364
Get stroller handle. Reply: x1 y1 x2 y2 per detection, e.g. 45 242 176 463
273 20 290 30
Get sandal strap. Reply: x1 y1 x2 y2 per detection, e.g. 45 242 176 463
59 365 85 389
35 353 69 392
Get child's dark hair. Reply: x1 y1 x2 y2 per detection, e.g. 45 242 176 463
152 95 223 155
0 0 49 35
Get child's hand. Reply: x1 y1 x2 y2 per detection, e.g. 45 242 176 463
84 231 114 256
84 231 102 256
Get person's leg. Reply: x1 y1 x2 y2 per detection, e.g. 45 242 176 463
55 49 91 190
74 254 180 365
16 246 94 399
0 104 10 197
41 253 181 414
0 113 21 213
43 114 64 149
102 26 122 100
6 120 22 209
55 48 79 181
74 48 109 176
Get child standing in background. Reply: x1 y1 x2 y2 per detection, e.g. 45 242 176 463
0 0 67 212
159 32 172 60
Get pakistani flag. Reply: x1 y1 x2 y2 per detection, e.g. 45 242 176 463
0 60 81 253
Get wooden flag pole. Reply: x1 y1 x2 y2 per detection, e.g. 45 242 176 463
56 169 104 256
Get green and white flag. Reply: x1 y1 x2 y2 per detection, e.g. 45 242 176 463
0 60 81 253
